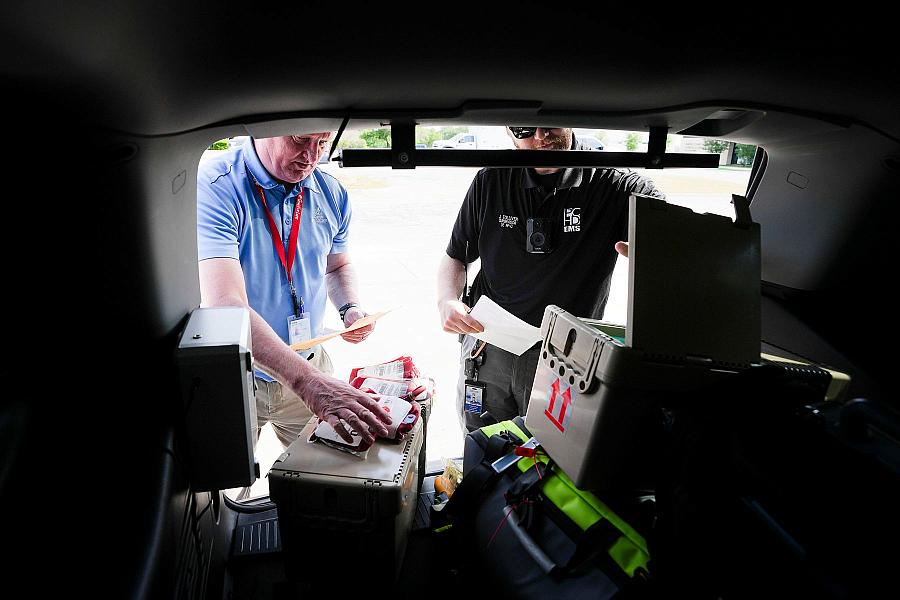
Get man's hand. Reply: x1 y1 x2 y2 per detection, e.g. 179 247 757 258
439 299 484 334
341 306 373 343
615 241 629 258
299 372 391 446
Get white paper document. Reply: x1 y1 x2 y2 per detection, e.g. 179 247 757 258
468 296 542 355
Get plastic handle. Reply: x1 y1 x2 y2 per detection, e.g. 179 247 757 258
504 506 559 575
541 308 603 394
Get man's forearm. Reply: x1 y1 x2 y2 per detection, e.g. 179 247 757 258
325 254 374 343
198 257 311 388
325 261 360 310
437 254 467 303
197 257 390 440
243 298 388 442
246 306 317 393
436 254 484 333
201 287 318 396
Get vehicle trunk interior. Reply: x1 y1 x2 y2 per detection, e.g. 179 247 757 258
2 5 898 599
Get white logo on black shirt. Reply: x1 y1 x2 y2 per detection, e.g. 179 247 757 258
499 214 518 228
563 207 581 232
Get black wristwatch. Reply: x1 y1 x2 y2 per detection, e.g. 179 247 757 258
338 302 360 322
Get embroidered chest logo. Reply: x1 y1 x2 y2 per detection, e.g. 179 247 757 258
498 214 519 228
313 206 327 224
563 207 581 232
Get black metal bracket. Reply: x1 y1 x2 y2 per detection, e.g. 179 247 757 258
647 126 668 169
390 122 416 169
334 121 719 169
336 148 719 169
732 194 753 229
334 121 718 170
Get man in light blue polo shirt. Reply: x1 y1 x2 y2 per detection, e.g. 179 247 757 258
197 132 390 450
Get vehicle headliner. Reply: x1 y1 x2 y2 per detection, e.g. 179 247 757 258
3 5 898 144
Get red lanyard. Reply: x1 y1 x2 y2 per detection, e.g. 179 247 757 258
255 182 305 316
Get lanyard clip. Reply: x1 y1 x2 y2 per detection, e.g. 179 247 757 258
289 282 303 317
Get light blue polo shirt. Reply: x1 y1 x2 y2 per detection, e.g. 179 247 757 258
197 138 351 380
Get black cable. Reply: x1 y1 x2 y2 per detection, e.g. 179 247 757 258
195 493 213 522
223 492 276 514
187 491 208 598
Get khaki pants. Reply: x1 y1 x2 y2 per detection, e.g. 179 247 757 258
255 348 334 448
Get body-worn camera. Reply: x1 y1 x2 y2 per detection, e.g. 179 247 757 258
526 217 554 253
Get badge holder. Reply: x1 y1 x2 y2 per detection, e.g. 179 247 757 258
464 379 485 415
288 313 312 358
463 351 485 415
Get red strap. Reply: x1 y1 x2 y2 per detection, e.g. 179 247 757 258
255 182 304 285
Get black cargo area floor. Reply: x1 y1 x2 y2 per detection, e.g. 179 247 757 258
226 474 458 599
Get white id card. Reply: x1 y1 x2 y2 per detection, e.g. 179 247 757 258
287 313 312 346
464 380 485 414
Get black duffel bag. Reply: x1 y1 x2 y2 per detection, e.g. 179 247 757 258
443 417 654 599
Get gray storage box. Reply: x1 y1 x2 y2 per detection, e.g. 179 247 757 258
525 311 842 493
269 417 424 584
525 310 735 492
524 195 842 492
525 193 762 492
175 306 257 492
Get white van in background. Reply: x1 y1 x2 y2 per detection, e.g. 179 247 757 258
432 126 513 149
432 132 477 148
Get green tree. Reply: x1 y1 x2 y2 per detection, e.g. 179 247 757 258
414 126 469 147
440 126 469 138
433 126 469 144
355 126 471 149
334 134 366 150
734 144 757 166
416 128 442 148
703 139 729 154
360 128 391 148
625 132 641 151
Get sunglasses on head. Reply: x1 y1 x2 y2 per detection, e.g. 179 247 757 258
508 126 558 139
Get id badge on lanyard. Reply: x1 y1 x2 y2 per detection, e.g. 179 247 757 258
286 280 311 347
464 380 485 414
288 312 312 346
255 182 313 348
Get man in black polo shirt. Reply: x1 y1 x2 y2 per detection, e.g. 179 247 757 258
437 126 663 431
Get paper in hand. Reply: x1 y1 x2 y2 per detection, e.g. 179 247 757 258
290 309 392 351
468 296 542 355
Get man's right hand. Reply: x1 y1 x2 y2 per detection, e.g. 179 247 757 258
298 373 392 446
439 299 485 335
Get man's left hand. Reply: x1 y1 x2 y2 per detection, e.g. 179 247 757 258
341 306 374 343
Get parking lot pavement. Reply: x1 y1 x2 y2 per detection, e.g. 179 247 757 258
245 162 751 497
317 165 481 464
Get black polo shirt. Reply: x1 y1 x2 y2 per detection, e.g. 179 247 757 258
446 141 664 327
